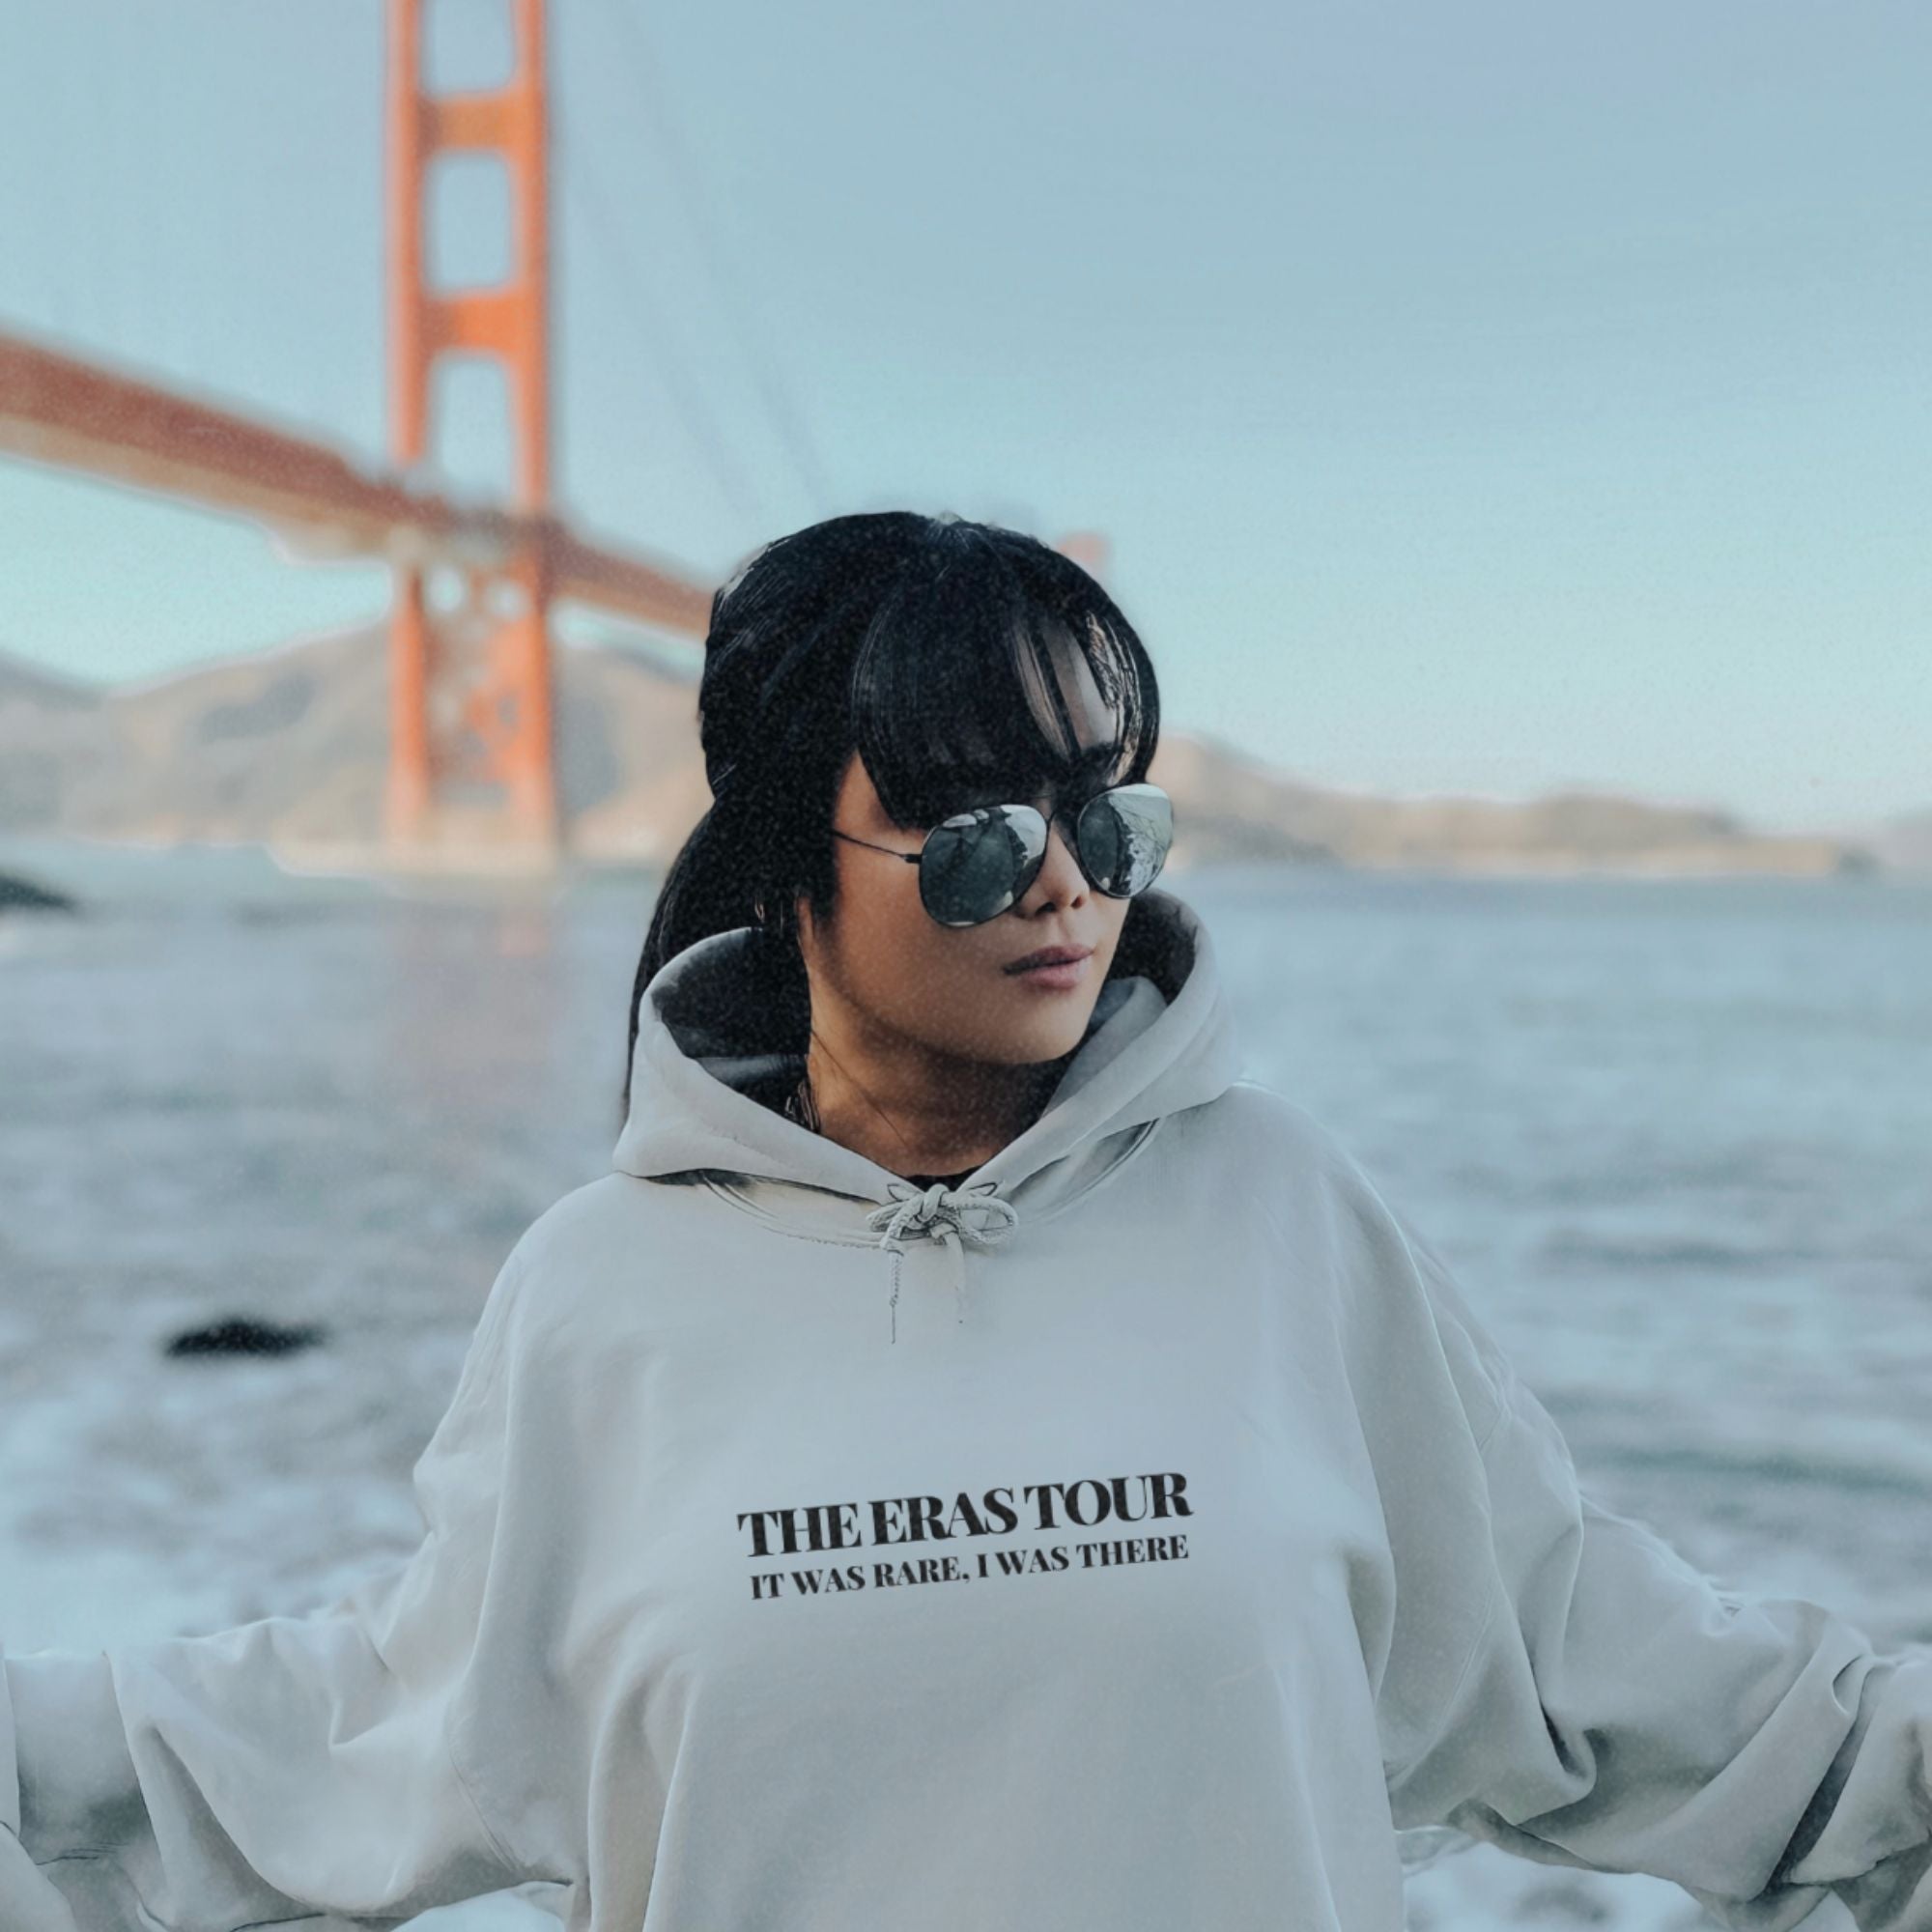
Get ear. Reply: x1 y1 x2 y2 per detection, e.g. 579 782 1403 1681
791 889 818 952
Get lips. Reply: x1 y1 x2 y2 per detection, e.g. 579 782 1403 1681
1005 945 1094 974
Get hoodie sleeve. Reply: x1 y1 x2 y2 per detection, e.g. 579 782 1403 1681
0 1242 557 1932
1356 1188 1932 1932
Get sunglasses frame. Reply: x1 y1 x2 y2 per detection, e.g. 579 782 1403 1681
831 781 1173 928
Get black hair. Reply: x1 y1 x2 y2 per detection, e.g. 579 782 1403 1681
621 509 1164 1116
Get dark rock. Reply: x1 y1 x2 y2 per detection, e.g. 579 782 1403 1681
163 1315 329 1359
0 869 77 913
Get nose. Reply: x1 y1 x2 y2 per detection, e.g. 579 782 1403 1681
1020 803 1089 907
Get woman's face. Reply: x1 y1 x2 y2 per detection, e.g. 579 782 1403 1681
796 749 1133 1071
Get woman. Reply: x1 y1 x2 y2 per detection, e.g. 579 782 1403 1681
4 511 1927 1932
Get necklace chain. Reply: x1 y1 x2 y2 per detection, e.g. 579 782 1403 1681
785 1068 822 1134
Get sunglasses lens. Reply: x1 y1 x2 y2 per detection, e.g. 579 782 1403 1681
920 806 1048 927
1076 783 1172 896
918 785 1172 927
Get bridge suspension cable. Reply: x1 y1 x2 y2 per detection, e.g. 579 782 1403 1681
583 0 838 521
557 116 778 533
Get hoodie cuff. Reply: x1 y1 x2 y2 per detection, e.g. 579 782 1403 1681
0 1640 17 1839
3 1650 141 1859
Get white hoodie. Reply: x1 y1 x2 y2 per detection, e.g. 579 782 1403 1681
6 885 1931 1932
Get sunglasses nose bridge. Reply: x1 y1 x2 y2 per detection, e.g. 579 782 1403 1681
1021 800 1089 894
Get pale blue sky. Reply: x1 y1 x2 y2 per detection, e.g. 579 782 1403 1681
0 1 1925 833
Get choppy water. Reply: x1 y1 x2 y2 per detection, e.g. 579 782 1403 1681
2 838 1927 1931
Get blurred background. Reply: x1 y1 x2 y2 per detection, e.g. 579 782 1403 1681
0 3 1927 1927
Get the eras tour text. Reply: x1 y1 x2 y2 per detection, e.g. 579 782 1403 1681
735 1471 1194 1605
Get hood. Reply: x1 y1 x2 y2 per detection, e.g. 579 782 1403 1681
611 886 1245 1337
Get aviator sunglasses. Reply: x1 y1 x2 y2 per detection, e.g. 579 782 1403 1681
831 781 1174 928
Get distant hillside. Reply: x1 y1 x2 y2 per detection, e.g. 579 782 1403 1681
0 645 111 830
1862 809 1932 875
0 628 714 862
0 635 1889 878
0 648 101 710
1147 732 1868 878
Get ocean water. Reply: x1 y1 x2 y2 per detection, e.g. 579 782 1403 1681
1 838 1927 1931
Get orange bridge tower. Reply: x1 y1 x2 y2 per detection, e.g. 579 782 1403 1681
384 0 557 860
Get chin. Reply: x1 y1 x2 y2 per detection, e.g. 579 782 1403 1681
1016 1005 1101 1063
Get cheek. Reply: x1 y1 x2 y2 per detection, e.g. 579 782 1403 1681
856 886 999 1006
843 868 945 976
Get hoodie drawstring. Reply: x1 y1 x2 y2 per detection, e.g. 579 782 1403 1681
864 1180 1019 1343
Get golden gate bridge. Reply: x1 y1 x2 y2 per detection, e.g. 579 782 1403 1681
0 0 1107 868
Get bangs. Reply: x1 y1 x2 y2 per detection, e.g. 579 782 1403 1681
848 538 1159 831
